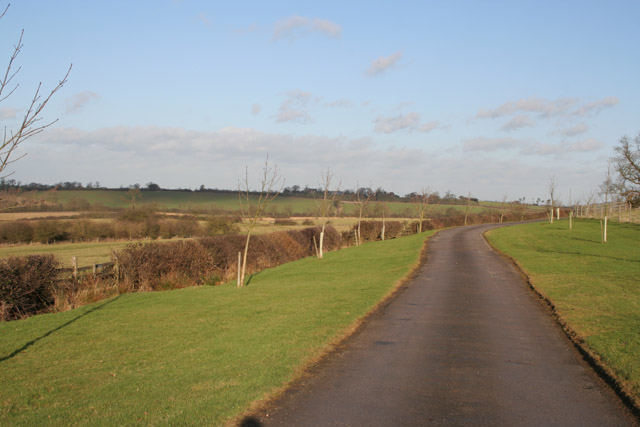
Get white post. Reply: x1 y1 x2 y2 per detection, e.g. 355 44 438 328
569 211 573 230
604 216 608 243
556 207 560 220
72 256 78 280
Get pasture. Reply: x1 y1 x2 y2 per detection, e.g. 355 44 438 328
0 231 432 426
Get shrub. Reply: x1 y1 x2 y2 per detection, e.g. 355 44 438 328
0 221 34 243
33 220 67 243
0 255 60 321
115 240 216 290
206 216 239 235
274 218 297 226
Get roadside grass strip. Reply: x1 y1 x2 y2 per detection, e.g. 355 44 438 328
485 220 640 405
0 231 432 426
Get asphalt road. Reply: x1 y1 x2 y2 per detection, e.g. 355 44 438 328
246 223 635 426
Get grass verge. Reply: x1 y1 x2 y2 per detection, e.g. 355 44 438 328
485 220 640 409
0 231 433 426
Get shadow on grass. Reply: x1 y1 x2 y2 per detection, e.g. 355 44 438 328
0 295 122 363
239 416 263 426
535 246 640 263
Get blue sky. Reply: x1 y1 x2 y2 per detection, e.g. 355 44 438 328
2 0 639 202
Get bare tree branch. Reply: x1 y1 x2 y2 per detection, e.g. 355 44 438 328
0 4 71 177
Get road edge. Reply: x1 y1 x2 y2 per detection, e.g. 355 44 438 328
229 230 438 427
483 226 640 425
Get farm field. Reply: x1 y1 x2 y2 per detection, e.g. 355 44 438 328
0 231 433 426
42 189 513 216
0 240 172 268
485 220 640 406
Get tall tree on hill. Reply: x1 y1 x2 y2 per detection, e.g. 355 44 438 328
613 132 640 204
237 157 283 286
0 4 71 177
314 168 340 259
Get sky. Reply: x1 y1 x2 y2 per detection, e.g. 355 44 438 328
1 0 639 202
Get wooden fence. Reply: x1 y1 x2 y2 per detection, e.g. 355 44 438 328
57 256 117 281
575 201 640 223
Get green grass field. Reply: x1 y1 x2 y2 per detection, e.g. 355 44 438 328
485 220 640 404
0 231 432 426
50 189 504 217
0 240 180 268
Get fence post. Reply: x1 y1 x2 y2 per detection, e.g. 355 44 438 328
93 263 97 276
604 216 608 243
72 256 78 281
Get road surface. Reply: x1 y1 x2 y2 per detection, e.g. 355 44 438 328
247 223 635 426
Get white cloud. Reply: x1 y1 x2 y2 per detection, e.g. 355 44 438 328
276 90 313 124
572 96 618 117
325 98 353 108
463 137 520 152
554 123 589 137
273 16 341 40
367 51 402 76
418 121 440 133
251 104 262 115
374 113 420 133
65 91 101 114
477 96 619 122
198 13 211 26
523 138 603 155
501 115 536 132
22 125 606 201
0 107 18 120
476 97 577 119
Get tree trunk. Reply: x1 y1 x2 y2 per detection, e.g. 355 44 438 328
240 232 251 286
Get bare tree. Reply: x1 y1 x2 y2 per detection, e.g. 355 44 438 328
600 160 618 218
237 157 283 286
353 183 373 246
547 175 559 224
463 192 473 226
0 4 71 177
314 168 340 259
499 194 508 223
412 187 433 233
613 132 640 203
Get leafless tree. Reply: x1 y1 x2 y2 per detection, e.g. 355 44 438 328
353 183 373 246
412 187 433 233
463 192 473 226
613 133 640 203
314 168 340 258
499 194 508 223
547 175 559 224
0 4 71 177
599 160 619 218
237 157 283 286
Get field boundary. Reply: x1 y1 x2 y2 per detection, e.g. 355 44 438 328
233 230 438 426
483 228 640 421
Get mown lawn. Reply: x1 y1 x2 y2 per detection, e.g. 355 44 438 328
485 220 640 403
0 231 432 426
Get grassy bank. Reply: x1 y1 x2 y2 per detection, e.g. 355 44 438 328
485 220 640 405
0 231 432 426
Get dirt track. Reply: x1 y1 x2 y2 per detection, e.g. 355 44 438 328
247 223 635 426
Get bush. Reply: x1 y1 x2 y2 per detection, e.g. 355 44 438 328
115 240 216 291
0 221 34 243
274 218 297 226
206 216 239 235
0 255 60 321
33 220 67 243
